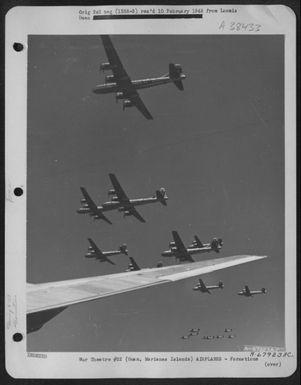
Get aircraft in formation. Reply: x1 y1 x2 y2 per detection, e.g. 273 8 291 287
161 231 223 262
93 35 186 120
85 238 128 265
125 257 141 272
25 38 269 337
181 327 236 341
193 278 224 294
77 173 168 223
237 285 267 297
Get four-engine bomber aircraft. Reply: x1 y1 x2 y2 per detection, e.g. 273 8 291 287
77 173 168 223
27 254 266 333
237 285 267 297
193 278 224 294
103 173 168 223
189 235 223 253
85 238 128 265
161 231 223 262
93 35 186 120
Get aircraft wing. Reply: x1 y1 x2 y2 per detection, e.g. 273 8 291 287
127 91 153 120
80 187 112 224
128 206 146 223
87 238 103 256
80 187 98 214
194 236 204 248
245 285 251 295
198 278 207 291
108 173 130 204
129 257 140 271
101 35 131 85
101 36 153 120
108 174 146 222
172 231 194 262
27 255 266 333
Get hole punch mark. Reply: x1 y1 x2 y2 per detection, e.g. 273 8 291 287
14 187 23 197
13 42 24 52
13 333 23 342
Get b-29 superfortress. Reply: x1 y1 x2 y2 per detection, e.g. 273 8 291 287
77 173 168 223
93 35 186 120
161 231 223 262
85 238 128 265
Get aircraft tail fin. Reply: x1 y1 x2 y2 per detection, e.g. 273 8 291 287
119 244 128 255
261 288 267 294
218 281 224 289
194 235 204 248
156 188 168 206
169 63 184 91
211 238 220 253
128 257 140 271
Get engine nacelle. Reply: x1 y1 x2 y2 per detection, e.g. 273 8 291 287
169 241 176 247
108 189 116 196
116 91 124 100
88 246 93 251
123 99 134 109
80 198 87 204
111 196 119 202
105 75 115 83
124 211 131 216
100 62 113 71
171 247 177 252
118 207 127 212
174 64 182 73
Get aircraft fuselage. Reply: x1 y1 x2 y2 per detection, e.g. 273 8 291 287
102 197 158 211
93 75 186 94
238 290 265 297
86 249 123 259
193 284 221 292
77 206 103 215
161 246 213 258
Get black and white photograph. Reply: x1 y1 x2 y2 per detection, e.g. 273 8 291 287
5 5 296 378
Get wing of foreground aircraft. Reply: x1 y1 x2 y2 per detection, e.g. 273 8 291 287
101 36 153 120
27 255 266 333
172 230 194 262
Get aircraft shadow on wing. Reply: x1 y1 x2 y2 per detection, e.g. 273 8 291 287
77 173 168 223
93 35 186 120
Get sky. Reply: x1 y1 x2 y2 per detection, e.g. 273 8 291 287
26 35 284 352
